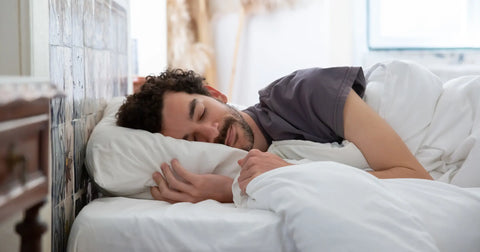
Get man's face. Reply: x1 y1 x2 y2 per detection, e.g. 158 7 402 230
161 92 254 151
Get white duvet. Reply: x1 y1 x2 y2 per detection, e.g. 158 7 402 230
366 61 480 187
234 162 480 251
230 60 480 251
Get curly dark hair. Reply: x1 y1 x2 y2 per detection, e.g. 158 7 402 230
116 69 211 133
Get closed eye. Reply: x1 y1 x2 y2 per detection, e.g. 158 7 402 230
199 108 207 121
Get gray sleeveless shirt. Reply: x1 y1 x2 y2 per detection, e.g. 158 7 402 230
243 67 366 144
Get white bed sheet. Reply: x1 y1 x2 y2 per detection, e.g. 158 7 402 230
67 197 293 252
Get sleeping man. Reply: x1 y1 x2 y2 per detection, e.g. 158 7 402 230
116 68 432 203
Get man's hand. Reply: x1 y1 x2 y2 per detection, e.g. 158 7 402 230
237 149 292 193
150 159 234 203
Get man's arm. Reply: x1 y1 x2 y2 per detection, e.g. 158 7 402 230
150 159 234 203
343 89 432 179
151 151 293 202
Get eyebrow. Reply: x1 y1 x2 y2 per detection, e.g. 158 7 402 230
189 98 197 120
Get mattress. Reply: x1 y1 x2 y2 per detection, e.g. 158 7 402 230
67 197 294 252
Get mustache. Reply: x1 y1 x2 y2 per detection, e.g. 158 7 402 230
214 117 236 145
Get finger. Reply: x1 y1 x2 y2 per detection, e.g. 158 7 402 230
161 162 194 193
238 168 253 183
247 149 262 156
239 149 263 168
237 159 244 166
170 159 198 183
238 150 255 167
238 177 252 194
239 171 263 194
240 155 259 172
152 170 166 186
238 156 258 183
238 166 262 186
239 181 245 194
150 187 176 204
154 174 195 202
237 155 247 167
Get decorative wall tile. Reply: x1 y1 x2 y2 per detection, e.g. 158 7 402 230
50 96 65 127
99 50 113 99
52 195 74 252
61 0 73 46
118 54 128 93
48 0 73 46
49 0 62 45
83 48 99 114
110 52 119 94
108 5 117 51
49 46 65 90
72 47 85 119
49 1 129 251
72 0 84 47
63 47 74 124
51 125 65 207
83 0 95 48
64 121 75 199
94 0 107 49
52 204 65 252
73 118 87 192
116 5 128 53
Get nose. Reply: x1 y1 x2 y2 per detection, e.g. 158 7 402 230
195 122 219 143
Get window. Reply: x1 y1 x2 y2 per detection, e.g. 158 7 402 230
367 0 480 49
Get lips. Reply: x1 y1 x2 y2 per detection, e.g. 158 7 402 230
225 125 236 147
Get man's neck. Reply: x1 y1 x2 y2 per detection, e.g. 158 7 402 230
240 111 269 151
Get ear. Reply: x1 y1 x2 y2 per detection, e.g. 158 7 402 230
205 85 228 103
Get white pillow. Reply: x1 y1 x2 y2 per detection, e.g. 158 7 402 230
85 97 247 199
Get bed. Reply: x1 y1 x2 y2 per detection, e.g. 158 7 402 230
67 60 480 251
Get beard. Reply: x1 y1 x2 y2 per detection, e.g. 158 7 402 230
213 104 254 151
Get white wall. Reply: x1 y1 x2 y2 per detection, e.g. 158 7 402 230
0 0 23 75
211 0 356 106
30 0 50 78
0 0 49 77
130 0 168 77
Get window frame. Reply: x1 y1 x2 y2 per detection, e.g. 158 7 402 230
366 0 480 51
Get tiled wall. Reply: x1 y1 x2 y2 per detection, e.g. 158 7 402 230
48 0 129 251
